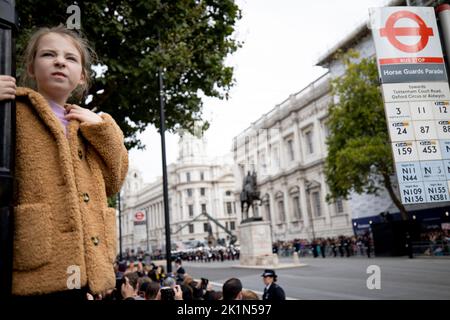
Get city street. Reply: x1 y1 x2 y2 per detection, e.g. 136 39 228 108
182 257 450 300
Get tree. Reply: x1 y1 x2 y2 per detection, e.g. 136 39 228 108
324 51 408 220
15 0 241 149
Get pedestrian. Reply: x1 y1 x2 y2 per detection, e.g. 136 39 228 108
339 237 345 257
1 25 128 299
321 239 326 258
331 240 337 257
364 234 372 258
175 258 186 282
222 278 243 300
312 241 318 258
261 269 286 301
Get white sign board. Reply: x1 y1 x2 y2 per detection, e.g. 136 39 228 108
370 7 450 205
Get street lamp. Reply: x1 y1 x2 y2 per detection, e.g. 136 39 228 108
0 0 16 300
157 28 172 273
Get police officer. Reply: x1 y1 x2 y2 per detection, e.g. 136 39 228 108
261 269 286 301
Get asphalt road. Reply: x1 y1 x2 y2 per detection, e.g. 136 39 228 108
181 256 450 300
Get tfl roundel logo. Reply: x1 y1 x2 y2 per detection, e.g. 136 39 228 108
380 10 434 53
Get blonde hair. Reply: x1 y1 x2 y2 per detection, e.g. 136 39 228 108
20 24 96 101
241 290 260 300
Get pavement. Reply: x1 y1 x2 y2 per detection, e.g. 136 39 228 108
181 256 450 300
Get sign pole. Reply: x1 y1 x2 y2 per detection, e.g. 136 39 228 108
0 0 16 300
437 4 450 78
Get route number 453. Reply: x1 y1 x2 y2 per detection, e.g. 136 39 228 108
422 146 437 153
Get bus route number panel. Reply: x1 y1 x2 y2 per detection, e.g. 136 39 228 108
387 100 450 204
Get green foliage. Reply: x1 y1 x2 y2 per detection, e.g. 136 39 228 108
325 51 393 201
107 194 117 208
15 0 241 149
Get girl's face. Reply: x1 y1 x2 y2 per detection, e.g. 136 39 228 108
29 32 85 104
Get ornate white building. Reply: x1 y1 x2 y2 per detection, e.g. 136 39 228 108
233 74 354 241
119 131 239 253
232 0 450 240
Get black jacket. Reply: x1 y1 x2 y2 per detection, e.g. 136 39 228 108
262 283 286 301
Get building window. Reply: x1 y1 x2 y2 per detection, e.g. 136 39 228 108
226 202 233 214
293 195 301 219
225 221 229 230
323 122 330 138
305 130 314 154
336 198 344 214
200 172 204 181
201 203 207 213
259 151 267 174
287 139 295 161
273 146 280 168
188 204 194 217
203 223 209 232
189 224 194 234
201 188 206 196
230 221 236 230
187 188 193 197
312 191 321 217
225 190 232 196
186 172 191 182
277 200 285 222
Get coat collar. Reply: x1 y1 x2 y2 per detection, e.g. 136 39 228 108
16 87 80 140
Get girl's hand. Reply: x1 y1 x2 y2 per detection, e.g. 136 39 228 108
64 104 103 125
0 75 16 101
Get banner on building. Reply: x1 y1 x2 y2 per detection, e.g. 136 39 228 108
134 210 146 225
370 6 450 205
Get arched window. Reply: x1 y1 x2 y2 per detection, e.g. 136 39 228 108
275 192 285 222
289 186 301 220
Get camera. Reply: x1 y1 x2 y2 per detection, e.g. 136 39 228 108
160 286 175 301
201 278 209 290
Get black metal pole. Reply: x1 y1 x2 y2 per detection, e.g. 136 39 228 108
159 67 172 273
0 0 16 300
118 192 123 261
156 30 172 272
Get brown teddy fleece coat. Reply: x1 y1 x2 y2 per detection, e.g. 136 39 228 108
12 87 128 296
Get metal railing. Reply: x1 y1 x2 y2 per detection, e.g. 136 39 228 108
412 241 450 257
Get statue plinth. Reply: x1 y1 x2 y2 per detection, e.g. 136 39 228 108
240 216 263 224
238 220 276 266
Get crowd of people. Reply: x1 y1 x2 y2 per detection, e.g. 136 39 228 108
415 229 450 256
85 258 285 301
272 234 374 258
171 245 241 263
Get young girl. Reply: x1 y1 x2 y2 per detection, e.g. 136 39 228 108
0 25 128 299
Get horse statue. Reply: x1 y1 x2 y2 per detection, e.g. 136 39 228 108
240 171 261 222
